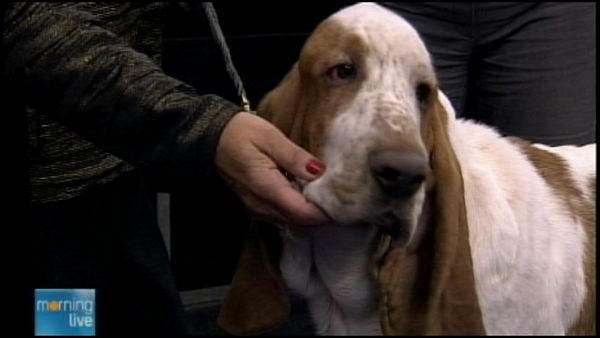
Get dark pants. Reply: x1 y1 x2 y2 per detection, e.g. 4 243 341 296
381 2 596 145
32 171 188 335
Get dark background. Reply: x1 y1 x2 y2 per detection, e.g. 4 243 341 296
161 2 354 291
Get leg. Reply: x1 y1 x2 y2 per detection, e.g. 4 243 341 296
474 3 595 145
104 173 189 335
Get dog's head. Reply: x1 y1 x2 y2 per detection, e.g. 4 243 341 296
260 3 442 246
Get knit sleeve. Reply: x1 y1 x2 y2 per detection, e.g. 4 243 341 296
3 2 241 190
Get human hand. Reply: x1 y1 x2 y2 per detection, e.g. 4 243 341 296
215 112 331 227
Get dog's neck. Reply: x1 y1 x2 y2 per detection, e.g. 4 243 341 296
280 222 382 335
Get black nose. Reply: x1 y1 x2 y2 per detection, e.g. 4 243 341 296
369 150 428 198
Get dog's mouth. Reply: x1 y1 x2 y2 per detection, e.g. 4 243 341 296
299 172 420 246
301 176 414 243
305 191 415 247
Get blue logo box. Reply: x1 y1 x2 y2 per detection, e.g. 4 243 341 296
35 289 95 336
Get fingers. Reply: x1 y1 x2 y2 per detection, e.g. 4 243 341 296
216 112 331 227
253 167 331 226
235 171 329 227
241 191 288 225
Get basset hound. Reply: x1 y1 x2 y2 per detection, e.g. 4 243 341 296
217 3 596 335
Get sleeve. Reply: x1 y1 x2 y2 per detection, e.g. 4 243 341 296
3 2 241 190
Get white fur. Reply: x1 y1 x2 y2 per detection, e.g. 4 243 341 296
280 3 595 335
444 95 591 334
303 3 432 229
281 225 381 335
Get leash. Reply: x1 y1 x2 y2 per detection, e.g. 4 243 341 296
201 3 251 113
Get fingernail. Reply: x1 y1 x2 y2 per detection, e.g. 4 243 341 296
306 159 326 175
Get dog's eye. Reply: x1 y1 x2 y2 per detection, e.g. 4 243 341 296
416 83 431 103
327 64 357 84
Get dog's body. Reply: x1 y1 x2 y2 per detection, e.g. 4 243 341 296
281 95 596 335
218 3 595 335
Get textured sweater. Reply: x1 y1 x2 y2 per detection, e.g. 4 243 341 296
3 2 240 203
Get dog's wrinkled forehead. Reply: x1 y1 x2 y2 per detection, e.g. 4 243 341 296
301 3 435 80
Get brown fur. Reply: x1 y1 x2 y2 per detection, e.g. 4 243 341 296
509 138 596 335
217 222 290 335
373 91 485 335
260 19 369 157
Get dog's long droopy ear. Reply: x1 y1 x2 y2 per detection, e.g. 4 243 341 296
217 221 290 335
374 90 486 335
217 66 302 335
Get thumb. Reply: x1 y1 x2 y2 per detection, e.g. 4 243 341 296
262 127 326 181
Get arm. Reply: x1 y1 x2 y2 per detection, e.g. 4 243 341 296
3 2 240 190
4 3 330 226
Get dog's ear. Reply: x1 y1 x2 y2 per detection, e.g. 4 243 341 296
374 89 486 335
217 66 303 335
217 221 290 335
257 63 302 141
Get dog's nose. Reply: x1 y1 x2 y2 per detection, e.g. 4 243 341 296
369 150 428 198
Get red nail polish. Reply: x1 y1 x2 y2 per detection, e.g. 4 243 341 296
306 159 326 175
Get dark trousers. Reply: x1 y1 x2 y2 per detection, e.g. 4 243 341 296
381 2 596 145
32 171 189 335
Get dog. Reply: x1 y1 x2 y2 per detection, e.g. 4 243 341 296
218 3 596 335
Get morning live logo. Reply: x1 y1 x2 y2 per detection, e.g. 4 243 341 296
35 289 95 336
